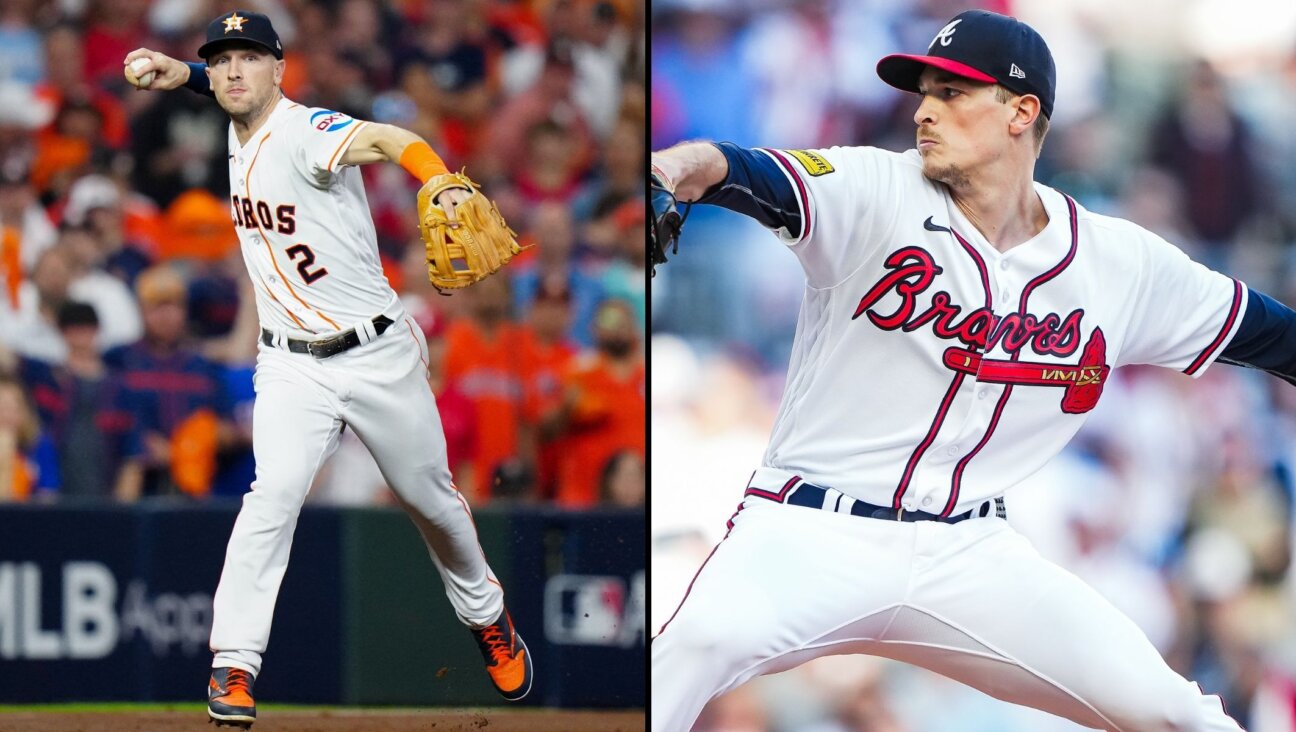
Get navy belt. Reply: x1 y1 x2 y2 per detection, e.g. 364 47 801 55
261 315 393 359
745 477 1005 524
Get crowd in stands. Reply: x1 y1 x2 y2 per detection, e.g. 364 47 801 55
653 0 1296 729
0 0 646 510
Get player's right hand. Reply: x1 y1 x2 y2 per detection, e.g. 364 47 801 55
122 49 191 91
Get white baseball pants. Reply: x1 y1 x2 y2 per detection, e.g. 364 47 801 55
209 313 504 676
652 496 1245 732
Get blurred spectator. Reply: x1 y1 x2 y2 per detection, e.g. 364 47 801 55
106 265 234 499
550 298 643 509
81 0 151 86
62 173 156 285
0 373 57 500
1 243 74 362
650 5 758 149
572 113 643 222
0 81 53 185
1149 61 1260 268
592 196 646 322
20 301 142 500
60 223 142 350
394 0 492 162
36 23 129 162
129 67 231 207
600 449 644 507
489 45 595 183
520 277 577 498
442 274 528 502
0 0 45 86
565 0 634 138
511 201 604 346
0 156 55 275
425 308 480 501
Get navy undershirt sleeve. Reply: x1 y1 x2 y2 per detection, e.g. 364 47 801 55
1218 288 1296 383
184 62 216 98
696 142 803 238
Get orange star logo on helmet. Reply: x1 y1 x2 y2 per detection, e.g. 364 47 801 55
223 13 247 33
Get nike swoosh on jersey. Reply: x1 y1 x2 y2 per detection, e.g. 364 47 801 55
923 216 951 233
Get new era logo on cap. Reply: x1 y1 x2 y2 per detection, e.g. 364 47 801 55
877 10 1057 119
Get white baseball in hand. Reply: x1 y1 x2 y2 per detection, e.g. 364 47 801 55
126 58 155 89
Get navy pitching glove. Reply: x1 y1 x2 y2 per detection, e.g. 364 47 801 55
650 172 684 277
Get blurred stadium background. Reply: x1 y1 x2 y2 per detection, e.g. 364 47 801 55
651 0 1296 730
0 0 645 720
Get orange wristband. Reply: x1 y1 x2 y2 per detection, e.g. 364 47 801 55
399 141 449 183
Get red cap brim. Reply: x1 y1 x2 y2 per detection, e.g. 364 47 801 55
876 54 997 93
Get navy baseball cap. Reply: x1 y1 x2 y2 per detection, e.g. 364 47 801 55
877 10 1056 119
197 10 283 61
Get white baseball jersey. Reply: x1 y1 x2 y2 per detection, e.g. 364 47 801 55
226 96 395 335
752 146 1245 516
208 94 507 680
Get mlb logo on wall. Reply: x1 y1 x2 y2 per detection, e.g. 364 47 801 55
310 110 353 132
544 573 644 647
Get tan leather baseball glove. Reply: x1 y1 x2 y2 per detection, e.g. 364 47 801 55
418 171 522 291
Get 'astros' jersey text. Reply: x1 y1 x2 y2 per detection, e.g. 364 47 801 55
752 146 1245 516
227 96 395 335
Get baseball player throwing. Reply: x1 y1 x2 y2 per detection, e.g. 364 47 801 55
650 10 1282 731
125 10 532 727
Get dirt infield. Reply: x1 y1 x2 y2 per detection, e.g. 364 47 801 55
0 709 645 731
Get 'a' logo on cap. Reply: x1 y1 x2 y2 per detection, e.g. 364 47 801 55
1009 64 1026 79
930 19 962 49
223 12 247 33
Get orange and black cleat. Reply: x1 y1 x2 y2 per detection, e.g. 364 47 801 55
470 608 533 701
207 666 256 728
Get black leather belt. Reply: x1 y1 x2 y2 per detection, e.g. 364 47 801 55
261 315 394 359
746 478 1006 524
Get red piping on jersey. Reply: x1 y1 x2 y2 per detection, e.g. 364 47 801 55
891 227 991 510
656 497 747 638
246 132 341 331
762 149 813 242
743 475 802 503
1184 278 1243 376
892 373 967 509
942 193 1080 517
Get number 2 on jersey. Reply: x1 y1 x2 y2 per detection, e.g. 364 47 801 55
286 244 329 284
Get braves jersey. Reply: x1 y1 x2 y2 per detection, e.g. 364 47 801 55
227 97 396 335
722 146 1245 516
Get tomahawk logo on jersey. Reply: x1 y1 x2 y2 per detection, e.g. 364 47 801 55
697 142 1247 516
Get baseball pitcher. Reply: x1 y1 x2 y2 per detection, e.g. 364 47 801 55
124 10 530 728
650 10 1288 731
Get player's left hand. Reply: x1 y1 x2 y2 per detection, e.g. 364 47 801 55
433 187 472 228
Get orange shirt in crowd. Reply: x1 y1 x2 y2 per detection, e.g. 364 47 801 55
442 318 527 500
556 353 645 509
517 329 576 498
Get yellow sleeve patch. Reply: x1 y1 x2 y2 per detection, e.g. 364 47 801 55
785 149 835 177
